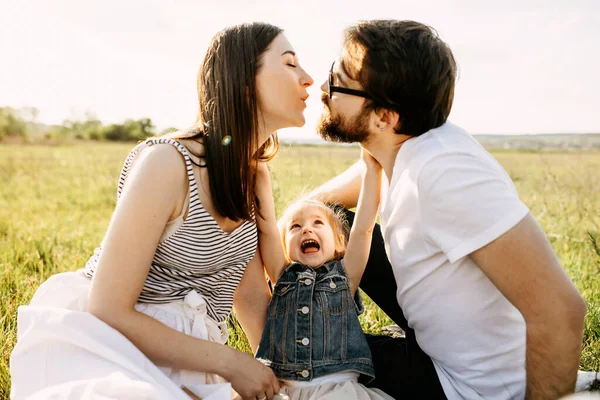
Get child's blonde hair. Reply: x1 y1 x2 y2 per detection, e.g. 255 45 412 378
277 198 349 264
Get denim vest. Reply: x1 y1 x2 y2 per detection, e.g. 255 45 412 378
255 260 375 382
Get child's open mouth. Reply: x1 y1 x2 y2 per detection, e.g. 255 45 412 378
301 239 320 254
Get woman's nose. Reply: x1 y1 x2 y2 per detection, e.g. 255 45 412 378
301 68 314 87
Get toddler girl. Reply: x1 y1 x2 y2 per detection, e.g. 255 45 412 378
254 149 394 400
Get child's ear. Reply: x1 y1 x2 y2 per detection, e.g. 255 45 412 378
336 234 346 253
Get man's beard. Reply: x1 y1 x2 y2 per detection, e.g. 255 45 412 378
317 96 372 144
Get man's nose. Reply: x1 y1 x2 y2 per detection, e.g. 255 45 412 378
320 80 328 93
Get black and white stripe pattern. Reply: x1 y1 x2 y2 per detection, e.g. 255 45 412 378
82 138 258 323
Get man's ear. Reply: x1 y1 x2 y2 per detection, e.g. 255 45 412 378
373 108 401 132
380 109 400 129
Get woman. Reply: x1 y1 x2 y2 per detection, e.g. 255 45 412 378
11 22 313 400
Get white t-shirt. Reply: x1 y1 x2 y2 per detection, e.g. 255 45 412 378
379 122 528 399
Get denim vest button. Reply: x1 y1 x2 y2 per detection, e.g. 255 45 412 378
301 337 310 346
304 279 312 285
301 369 309 378
329 281 337 289
301 306 309 314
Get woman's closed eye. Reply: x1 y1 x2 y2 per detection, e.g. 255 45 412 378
286 55 299 69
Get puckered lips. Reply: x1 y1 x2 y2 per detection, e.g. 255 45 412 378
301 239 320 254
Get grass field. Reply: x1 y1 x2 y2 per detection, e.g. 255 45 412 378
1 142 599 397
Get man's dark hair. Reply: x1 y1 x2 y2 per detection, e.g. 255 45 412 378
343 20 457 136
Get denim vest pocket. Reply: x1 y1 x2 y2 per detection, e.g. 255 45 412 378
315 274 349 314
271 281 297 317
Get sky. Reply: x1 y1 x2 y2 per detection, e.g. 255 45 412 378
1 0 599 142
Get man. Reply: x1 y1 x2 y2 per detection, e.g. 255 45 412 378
310 20 587 399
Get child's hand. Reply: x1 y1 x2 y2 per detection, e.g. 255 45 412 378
359 147 382 175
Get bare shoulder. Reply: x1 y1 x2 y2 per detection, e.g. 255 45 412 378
126 142 188 195
178 138 206 162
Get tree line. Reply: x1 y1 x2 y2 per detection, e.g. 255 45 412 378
0 107 173 142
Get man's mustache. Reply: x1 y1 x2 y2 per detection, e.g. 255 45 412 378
320 92 330 109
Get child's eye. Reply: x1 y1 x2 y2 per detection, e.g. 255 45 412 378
290 223 301 230
314 220 324 225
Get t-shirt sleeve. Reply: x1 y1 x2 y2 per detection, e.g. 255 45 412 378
418 152 529 263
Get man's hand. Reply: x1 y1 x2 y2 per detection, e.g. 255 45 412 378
470 214 587 399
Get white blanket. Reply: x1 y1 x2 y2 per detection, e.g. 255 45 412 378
10 272 232 400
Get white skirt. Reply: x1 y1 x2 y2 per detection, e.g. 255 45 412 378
10 272 233 400
280 379 394 400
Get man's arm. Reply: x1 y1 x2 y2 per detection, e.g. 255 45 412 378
470 214 587 399
309 160 364 209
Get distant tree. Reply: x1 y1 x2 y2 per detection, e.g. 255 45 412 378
103 123 129 142
0 110 160 142
50 113 105 140
0 107 28 140
137 118 155 138
79 116 103 140
88 129 103 141
103 118 156 142
45 125 69 140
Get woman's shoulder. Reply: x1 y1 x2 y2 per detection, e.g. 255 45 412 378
124 141 189 196
138 141 187 171
177 138 206 165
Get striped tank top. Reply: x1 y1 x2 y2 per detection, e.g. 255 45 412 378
82 137 258 323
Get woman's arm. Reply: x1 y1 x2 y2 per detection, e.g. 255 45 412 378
87 145 279 399
255 162 287 283
342 148 382 295
233 248 272 353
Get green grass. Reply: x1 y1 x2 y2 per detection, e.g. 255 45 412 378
1 143 599 396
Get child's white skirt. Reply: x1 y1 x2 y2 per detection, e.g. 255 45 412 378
280 373 394 400
281 380 394 400
10 272 233 400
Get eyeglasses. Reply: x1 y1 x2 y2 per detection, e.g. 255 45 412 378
327 62 372 100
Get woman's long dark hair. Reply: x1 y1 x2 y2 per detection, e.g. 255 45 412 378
172 22 282 221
